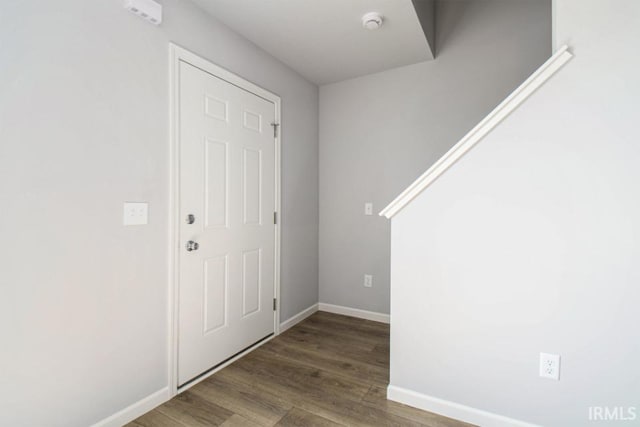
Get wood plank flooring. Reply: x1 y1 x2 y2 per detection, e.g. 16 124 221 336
128 312 474 427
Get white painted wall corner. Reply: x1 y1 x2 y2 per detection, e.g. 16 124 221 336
280 303 319 332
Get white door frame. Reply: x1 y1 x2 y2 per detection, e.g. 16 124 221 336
168 43 281 396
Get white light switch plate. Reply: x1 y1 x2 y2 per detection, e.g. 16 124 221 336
123 202 148 225
364 202 373 216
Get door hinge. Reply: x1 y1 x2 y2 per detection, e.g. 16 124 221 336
273 211 277 225
273 298 277 311
271 122 280 138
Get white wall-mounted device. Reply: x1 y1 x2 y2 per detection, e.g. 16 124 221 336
364 274 373 288
123 202 149 225
362 12 383 30
124 0 162 25
539 352 560 380
364 202 373 216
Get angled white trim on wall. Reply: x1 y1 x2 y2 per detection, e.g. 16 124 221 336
387 385 540 427
318 303 390 324
280 303 319 332
379 45 573 219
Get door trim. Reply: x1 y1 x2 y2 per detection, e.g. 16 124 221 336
168 43 281 397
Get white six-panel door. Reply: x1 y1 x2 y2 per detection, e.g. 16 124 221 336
178 60 276 386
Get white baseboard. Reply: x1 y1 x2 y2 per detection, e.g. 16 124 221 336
387 385 539 427
318 303 390 324
280 303 319 332
92 387 170 427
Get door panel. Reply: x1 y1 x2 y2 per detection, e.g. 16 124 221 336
243 148 262 225
204 139 228 229
242 249 261 317
178 61 276 386
203 255 228 334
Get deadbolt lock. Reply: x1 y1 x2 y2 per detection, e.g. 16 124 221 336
185 240 199 252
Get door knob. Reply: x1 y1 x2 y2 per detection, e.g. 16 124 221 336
185 240 199 251
186 214 195 224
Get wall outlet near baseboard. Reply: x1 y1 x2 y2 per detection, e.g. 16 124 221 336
540 352 560 380
364 274 373 288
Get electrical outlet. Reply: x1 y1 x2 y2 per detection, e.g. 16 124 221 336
364 274 373 288
539 353 560 380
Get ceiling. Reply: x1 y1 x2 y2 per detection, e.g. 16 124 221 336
191 0 434 85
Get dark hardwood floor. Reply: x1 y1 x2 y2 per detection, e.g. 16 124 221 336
128 312 473 427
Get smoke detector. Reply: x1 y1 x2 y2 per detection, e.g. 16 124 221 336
362 12 383 30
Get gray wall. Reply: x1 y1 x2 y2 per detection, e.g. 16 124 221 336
412 0 436 57
0 1 318 426
319 0 551 314
390 0 640 425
